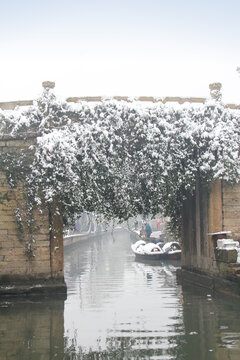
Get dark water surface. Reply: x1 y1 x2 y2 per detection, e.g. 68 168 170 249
1 230 240 359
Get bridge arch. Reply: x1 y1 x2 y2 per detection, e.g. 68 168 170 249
0 82 239 294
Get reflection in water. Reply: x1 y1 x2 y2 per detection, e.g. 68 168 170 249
1 231 240 359
64 230 240 360
64 231 184 359
0 297 65 360
181 285 240 360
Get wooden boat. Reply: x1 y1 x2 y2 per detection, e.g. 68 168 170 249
131 240 181 261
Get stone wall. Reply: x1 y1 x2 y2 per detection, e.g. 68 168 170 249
181 179 240 279
0 137 65 290
223 182 240 241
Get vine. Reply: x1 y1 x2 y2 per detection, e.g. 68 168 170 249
0 88 239 243
0 150 40 258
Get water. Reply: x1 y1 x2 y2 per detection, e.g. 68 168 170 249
1 230 240 359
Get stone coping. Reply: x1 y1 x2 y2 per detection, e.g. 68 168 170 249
0 280 67 297
177 268 240 298
1 98 240 111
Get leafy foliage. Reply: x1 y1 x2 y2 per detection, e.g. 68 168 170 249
0 89 239 235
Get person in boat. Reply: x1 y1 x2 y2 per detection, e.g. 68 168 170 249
145 223 152 238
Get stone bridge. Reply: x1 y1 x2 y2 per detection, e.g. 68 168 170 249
0 81 239 296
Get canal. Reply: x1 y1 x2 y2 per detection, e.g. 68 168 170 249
1 230 240 359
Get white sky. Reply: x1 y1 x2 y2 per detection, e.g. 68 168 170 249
1 0 240 103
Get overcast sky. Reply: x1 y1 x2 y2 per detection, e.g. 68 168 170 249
1 0 240 103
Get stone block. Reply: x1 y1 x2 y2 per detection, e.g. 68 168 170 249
0 221 17 230
0 209 14 215
223 193 240 202
37 227 50 235
34 234 49 241
0 253 16 264
35 247 50 257
6 234 19 241
14 247 26 256
0 240 13 249
7 228 20 235
0 200 17 210
215 249 238 263
224 219 240 229
222 211 240 220
35 240 51 248
177 268 214 289
0 215 16 222
6 140 32 147
0 171 6 177
30 260 51 272
0 186 11 192
216 261 235 277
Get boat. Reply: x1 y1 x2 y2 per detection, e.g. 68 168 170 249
131 240 181 261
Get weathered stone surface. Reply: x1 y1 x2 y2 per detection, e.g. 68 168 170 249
181 179 240 296
177 268 214 289
0 240 14 249
42 81 55 89
0 140 65 294
216 261 236 278
209 82 222 101
215 249 238 263
0 100 33 110
178 268 240 297
223 183 240 241
6 139 33 147
0 280 66 295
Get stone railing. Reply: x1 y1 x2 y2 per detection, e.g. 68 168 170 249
0 81 239 110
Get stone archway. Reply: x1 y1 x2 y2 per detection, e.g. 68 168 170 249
0 81 239 295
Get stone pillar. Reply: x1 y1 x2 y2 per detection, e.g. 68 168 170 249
42 81 55 90
208 180 223 234
209 82 222 101
0 137 66 295
181 178 221 274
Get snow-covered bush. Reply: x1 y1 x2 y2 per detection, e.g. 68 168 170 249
0 88 239 236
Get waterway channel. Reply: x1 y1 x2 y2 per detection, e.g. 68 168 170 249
1 230 240 359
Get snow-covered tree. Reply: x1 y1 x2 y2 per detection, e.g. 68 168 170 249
0 87 239 236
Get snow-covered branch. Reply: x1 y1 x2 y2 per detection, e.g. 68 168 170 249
0 89 239 234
